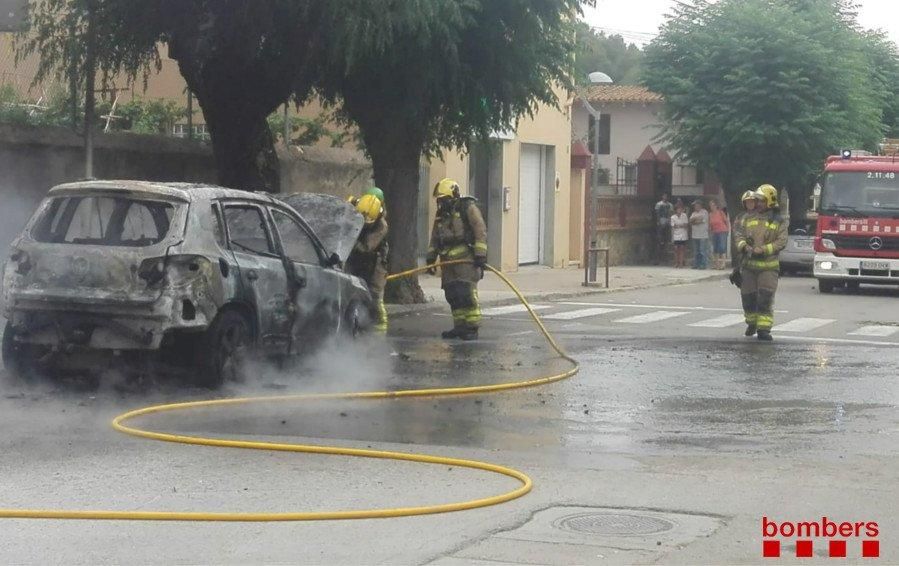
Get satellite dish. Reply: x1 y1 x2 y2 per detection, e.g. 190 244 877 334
587 71 614 85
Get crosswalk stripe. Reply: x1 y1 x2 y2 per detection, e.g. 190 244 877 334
775 318 836 332
544 307 620 320
848 325 899 337
481 304 551 316
688 314 746 328
614 310 689 324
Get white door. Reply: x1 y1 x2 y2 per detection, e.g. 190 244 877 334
518 144 544 264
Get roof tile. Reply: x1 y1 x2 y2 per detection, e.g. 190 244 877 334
584 85 662 104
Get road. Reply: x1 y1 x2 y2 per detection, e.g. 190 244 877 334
0 275 897 564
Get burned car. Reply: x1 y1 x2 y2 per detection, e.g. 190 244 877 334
1 181 373 387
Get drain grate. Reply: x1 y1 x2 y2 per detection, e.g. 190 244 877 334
553 512 676 536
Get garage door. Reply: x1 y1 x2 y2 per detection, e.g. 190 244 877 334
518 144 544 264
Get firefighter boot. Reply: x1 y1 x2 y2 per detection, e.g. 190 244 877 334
757 330 773 341
745 324 757 337
458 327 479 341
442 327 463 339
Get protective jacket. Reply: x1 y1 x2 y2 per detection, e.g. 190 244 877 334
734 210 787 271
346 217 388 295
428 197 487 287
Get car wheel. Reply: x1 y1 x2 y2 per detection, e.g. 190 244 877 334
1 321 48 384
846 281 861 292
818 279 835 294
197 310 252 389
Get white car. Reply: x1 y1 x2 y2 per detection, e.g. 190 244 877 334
780 219 817 274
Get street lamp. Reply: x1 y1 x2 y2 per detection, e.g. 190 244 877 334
580 71 613 279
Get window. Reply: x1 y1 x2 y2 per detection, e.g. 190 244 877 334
272 210 320 264
695 168 705 185
588 114 611 155
224 205 275 256
33 196 175 246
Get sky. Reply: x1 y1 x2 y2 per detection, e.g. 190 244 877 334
581 0 899 47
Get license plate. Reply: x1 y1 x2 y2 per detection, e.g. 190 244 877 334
861 261 889 270
796 240 813 248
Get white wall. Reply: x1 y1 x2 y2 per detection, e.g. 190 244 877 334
573 100 703 190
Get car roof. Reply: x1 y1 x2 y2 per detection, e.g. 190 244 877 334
49 180 275 204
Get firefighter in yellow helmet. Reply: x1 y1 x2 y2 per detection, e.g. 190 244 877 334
733 184 787 341
426 178 488 340
346 193 389 332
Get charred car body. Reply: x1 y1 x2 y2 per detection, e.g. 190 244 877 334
1 181 373 387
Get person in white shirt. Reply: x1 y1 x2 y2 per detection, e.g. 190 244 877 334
689 199 710 269
670 201 689 268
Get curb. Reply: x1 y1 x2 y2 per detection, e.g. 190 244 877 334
386 272 728 317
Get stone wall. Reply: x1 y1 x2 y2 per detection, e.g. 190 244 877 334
592 228 655 265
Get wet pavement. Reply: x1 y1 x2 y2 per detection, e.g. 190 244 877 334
0 276 897 564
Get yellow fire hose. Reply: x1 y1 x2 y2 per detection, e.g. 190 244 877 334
0 262 578 521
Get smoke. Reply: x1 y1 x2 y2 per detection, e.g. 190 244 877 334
233 334 399 396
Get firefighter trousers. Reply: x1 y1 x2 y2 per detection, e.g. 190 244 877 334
740 268 779 331
443 280 481 330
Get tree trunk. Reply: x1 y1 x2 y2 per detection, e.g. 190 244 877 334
371 152 426 304
202 103 280 192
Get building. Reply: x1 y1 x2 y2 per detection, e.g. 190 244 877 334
571 85 723 264
422 85 578 273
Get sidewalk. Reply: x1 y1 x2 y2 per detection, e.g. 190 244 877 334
387 264 728 315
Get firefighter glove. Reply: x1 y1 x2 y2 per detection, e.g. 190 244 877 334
473 255 487 269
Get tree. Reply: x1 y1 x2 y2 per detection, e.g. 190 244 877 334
19 0 321 191
313 0 582 302
642 0 887 225
573 21 643 85
864 31 899 138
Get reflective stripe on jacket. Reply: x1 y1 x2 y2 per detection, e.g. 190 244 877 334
733 211 787 271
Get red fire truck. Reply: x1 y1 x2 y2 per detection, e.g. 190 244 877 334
814 150 899 293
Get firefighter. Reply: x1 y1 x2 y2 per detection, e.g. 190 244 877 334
425 178 488 341
346 193 389 332
728 190 760 288
733 184 787 341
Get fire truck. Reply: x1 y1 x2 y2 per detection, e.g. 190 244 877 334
814 147 899 293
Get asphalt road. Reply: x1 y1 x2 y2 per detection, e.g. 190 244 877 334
0 274 897 564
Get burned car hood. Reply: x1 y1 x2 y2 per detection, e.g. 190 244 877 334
277 193 364 263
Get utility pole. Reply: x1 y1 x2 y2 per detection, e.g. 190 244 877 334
83 0 96 178
68 19 78 130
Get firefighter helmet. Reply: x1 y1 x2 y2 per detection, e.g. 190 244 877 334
365 186 385 204
756 184 778 208
354 194 383 224
433 178 460 200
741 190 758 203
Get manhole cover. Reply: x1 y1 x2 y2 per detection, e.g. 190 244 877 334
553 513 675 536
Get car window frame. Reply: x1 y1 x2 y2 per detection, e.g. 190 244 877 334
221 201 280 259
268 205 327 266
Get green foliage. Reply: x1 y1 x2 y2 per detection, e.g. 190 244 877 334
864 31 899 138
573 21 643 85
267 109 354 148
313 0 584 160
642 0 892 200
113 98 185 134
